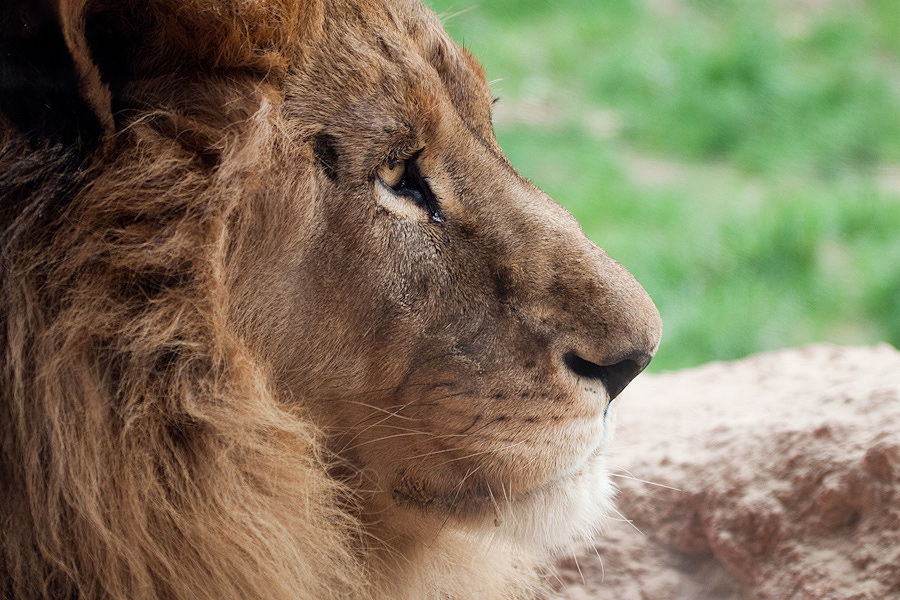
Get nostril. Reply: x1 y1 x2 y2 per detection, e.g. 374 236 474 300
563 351 652 400
563 352 606 380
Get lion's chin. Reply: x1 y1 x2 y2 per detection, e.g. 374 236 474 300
473 455 616 558
382 415 619 558
387 453 614 559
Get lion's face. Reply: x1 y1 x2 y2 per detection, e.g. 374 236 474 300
228 0 662 551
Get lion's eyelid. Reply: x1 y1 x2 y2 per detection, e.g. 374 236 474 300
378 155 442 223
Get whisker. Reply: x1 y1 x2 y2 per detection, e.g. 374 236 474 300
337 414 407 452
435 440 528 466
297 381 430 402
437 5 478 24
610 505 644 537
571 551 585 586
428 439 528 466
350 430 464 449
592 544 606 583
516 453 540 473
336 397 431 452
432 465 484 545
337 389 473 450
602 442 654 454
542 564 567 596
486 483 501 524
459 465 481 487
375 424 467 436
608 470 681 492
340 399 422 421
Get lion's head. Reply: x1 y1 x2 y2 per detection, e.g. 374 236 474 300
0 1 661 598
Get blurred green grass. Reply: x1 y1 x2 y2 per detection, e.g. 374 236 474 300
426 0 900 371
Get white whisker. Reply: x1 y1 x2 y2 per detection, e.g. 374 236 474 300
610 505 644 537
431 439 528 466
592 545 605 583
608 471 681 492
571 551 585 586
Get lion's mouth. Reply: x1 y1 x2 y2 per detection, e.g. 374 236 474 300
389 428 611 518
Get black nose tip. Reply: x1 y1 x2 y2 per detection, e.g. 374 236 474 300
563 351 652 400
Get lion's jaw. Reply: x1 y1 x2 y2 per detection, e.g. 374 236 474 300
491 450 617 555
365 374 623 556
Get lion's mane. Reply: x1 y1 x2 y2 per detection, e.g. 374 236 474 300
0 22 366 596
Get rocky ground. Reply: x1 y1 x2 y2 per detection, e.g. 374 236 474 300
551 344 900 600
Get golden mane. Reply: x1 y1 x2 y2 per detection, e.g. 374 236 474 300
1 100 368 598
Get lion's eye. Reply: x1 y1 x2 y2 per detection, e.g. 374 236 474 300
377 155 442 223
378 160 406 189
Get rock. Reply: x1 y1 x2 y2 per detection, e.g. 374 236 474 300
551 344 900 600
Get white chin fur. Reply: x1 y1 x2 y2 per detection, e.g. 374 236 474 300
471 455 616 559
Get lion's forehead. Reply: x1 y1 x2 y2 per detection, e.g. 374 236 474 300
292 0 494 144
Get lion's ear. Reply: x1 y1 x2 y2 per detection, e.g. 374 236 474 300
0 1 113 149
0 0 319 148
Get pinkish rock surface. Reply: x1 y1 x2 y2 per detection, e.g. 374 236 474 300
551 344 900 600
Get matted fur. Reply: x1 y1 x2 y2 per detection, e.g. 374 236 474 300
0 1 661 598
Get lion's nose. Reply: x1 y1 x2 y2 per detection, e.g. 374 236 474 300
556 246 662 400
563 350 652 400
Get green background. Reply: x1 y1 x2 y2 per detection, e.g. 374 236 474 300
425 0 900 371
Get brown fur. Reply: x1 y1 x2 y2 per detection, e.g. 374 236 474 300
0 1 662 598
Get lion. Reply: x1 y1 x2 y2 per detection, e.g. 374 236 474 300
0 0 662 598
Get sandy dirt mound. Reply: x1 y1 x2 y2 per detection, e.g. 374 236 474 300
551 344 900 600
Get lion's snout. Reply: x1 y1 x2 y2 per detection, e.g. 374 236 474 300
534 227 663 401
573 266 661 398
